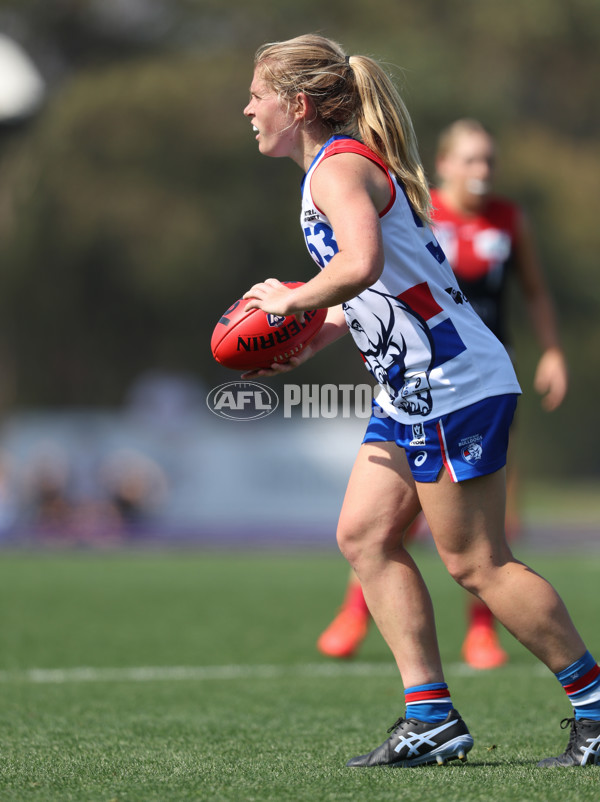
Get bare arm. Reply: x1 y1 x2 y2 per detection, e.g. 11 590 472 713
243 152 389 316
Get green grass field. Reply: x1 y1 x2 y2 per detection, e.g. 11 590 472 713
0 545 599 801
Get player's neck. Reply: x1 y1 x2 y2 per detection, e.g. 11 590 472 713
290 122 333 172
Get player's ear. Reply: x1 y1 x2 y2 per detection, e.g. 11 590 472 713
292 92 313 122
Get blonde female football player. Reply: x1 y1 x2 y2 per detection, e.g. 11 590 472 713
241 34 600 768
317 118 569 670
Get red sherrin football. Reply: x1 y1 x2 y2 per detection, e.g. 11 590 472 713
211 281 327 371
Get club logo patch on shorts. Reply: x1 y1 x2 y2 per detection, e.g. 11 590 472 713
410 423 426 446
459 434 483 464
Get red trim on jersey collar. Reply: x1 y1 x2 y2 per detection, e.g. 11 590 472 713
312 138 396 218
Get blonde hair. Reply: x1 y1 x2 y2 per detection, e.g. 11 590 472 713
255 34 432 223
436 118 493 160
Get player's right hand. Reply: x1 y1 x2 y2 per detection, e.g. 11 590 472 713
240 344 315 379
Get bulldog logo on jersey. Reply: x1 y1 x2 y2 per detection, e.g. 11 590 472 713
342 283 469 418
459 434 483 464
343 288 435 417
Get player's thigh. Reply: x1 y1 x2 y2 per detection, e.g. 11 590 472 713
337 441 421 545
416 468 512 579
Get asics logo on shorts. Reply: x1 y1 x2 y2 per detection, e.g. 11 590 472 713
414 451 428 467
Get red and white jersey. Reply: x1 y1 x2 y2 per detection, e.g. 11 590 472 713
430 188 521 345
300 136 521 424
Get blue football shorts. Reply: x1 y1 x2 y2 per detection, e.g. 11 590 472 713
363 394 518 483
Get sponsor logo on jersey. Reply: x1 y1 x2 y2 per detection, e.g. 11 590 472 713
303 208 321 223
445 287 468 305
473 228 512 262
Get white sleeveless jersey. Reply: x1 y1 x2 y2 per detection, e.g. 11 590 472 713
300 136 521 424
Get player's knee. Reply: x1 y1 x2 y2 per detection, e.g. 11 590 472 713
336 517 366 565
441 540 514 593
336 517 402 568
443 555 482 594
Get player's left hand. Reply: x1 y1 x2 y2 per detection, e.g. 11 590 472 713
243 278 301 319
534 347 568 411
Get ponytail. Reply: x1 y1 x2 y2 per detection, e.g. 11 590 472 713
255 34 432 223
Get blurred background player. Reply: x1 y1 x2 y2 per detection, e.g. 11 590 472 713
317 118 568 668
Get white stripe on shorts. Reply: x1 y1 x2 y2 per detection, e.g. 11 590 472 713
436 420 458 483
